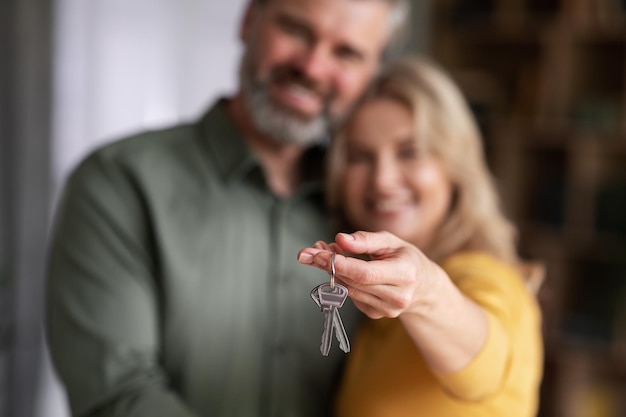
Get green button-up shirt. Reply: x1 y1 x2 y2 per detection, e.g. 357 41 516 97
47 99 361 417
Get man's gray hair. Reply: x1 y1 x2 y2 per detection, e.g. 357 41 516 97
253 0 412 62
382 0 411 62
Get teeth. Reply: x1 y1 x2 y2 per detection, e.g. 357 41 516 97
374 200 407 212
287 83 318 100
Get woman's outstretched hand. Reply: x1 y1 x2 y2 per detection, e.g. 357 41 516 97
298 231 443 319
299 230 490 374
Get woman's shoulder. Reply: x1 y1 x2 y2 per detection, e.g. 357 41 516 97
440 251 515 276
440 251 531 298
440 251 542 333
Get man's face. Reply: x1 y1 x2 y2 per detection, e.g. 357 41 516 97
239 0 391 146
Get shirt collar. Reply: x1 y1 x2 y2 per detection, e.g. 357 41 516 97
197 97 327 196
198 98 258 182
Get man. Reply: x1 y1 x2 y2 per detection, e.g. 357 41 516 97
46 0 409 416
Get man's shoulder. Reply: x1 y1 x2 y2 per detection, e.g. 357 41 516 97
63 120 207 194
94 121 199 165
80 99 230 174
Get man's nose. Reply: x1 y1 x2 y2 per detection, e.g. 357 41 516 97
294 45 334 83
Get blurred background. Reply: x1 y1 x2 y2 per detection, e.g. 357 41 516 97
1 0 625 416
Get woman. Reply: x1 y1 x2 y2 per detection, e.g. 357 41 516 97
297 56 544 416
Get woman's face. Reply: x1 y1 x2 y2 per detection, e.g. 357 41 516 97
341 97 454 248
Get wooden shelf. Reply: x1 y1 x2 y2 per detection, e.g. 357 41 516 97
427 1 626 416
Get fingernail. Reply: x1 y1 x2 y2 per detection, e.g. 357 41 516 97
339 233 355 241
298 253 313 264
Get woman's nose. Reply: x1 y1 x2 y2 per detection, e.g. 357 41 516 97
372 157 401 192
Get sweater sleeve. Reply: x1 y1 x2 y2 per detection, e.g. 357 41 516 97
46 151 198 417
431 253 533 401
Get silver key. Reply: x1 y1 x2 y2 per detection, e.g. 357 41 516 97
317 283 347 308
311 284 351 353
320 303 334 356
331 304 350 353
312 283 350 355
310 252 350 356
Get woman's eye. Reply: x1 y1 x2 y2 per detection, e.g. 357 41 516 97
398 147 419 159
285 24 305 37
346 150 371 164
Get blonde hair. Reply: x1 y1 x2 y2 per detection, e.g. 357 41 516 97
327 56 519 265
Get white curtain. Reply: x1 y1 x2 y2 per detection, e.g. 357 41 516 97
52 0 247 189
43 1 247 416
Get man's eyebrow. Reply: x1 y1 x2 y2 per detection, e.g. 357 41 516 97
275 12 314 37
273 10 370 61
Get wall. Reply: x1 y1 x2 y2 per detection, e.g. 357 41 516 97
52 0 247 193
3 1 247 417
1 0 53 416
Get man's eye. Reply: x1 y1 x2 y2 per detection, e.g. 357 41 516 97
335 46 363 63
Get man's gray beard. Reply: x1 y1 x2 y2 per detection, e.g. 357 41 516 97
244 81 331 147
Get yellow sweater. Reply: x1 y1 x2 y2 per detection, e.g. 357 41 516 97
335 252 543 417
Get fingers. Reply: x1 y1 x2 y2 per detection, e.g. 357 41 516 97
347 286 405 319
298 232 430 319
299 231 407 268
297 247 349 273
335 231 407 259
298 236 418 287
312 240 344 254
298 247 414 298
313 241 330 250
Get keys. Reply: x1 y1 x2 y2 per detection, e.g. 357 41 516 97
311 283 350 354
310 252 350 356
320 288 335 357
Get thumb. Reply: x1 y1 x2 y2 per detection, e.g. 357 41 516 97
335 231 406 259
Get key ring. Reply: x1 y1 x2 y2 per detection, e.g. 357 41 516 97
330 252 336 289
